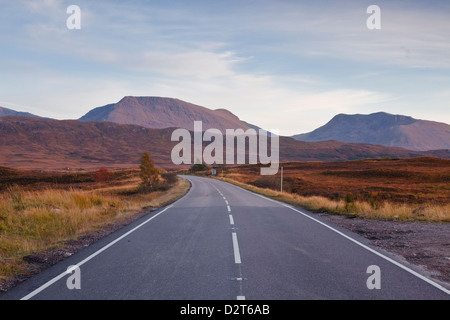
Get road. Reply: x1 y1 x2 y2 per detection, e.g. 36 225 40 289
1 175 449 300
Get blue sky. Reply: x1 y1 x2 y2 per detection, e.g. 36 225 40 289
1 0 449 136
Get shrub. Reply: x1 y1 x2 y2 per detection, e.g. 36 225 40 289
189 163 209 173
344 193 356 211
94 168 110 183
153 173 178 191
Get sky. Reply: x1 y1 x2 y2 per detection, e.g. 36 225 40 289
1 0 450 136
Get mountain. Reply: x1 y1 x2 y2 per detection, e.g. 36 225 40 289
79 96 252 132
0 116 448 170
0 106 40 118
292 112 450 151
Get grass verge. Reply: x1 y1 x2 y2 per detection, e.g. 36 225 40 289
0 176 190 284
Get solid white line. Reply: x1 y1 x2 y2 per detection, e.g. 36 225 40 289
229 214 235 225
282 204 450 296
21 205 174 300
232 232 242 264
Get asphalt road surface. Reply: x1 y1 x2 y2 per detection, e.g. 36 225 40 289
1 176 449 300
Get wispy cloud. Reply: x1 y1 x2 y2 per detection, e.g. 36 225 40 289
257 0 450 69
1 0 449 134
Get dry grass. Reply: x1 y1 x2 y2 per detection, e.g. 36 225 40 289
206 158 450 223
0 176 190 281
221 158 450 206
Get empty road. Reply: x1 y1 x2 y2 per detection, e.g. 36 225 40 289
1 175 449 300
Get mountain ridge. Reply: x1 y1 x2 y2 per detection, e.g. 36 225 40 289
0 115 448 170
292 112 450 151
5 99 450 153
79 96 252 132
0 106 41 118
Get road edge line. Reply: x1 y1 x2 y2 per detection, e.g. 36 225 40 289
21 205 173 300
212 178 450 296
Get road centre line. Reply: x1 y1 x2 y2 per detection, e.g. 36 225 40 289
211 182 246 300
232 232 242 264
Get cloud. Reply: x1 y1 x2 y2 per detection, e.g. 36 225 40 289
253 0 450 69
1 0 449 136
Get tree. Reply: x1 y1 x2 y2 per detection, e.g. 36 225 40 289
139 152 159 190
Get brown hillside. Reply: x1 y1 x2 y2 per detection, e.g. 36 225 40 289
0 116 448 170
0 116 179 170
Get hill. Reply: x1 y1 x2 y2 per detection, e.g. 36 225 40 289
0 106 40 118
0 116 178 170
292 112 450 151
79 96 252 132
0 116 448 170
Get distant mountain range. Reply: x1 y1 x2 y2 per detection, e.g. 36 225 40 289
291 112 450 151
0 115 448 170
1 98 449 170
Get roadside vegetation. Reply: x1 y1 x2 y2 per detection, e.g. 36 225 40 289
196 157 450 223
216 176 450 222
0 155 190 285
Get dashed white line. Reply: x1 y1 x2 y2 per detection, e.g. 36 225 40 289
210 182 247 300
232 232 242 264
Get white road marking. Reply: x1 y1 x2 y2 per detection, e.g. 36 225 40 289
211 181 248 299
232 232 242 264
244 190 450 296
212 183 246 298
283 204 450 296
20 205 174 300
